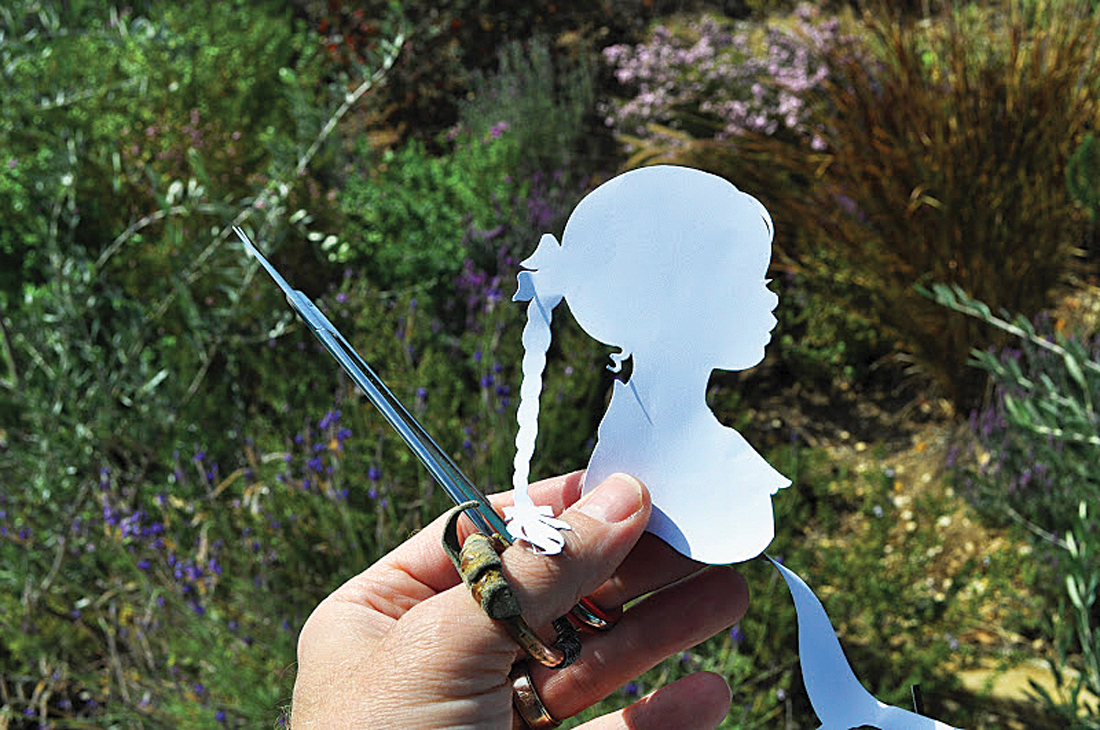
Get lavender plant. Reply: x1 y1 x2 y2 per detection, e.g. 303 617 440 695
0 2 404 724
457 34 595 175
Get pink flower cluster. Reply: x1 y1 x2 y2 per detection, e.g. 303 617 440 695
600 5 842 149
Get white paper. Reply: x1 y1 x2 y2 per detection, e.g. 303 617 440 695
511 165 788 562
769 557 959 729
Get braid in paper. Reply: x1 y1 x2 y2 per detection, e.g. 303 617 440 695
504 235 572 555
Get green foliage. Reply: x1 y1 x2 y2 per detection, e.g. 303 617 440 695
334 33 597 290
0 0 330 298
0 1 405 724
334 131 525 288
933 284 1100 533
297 0 679 137
1068 134 1100 220
458 35 595 174
934 283 1100 722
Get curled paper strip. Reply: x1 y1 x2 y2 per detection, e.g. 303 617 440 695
503 503 571 556
768 556 959 730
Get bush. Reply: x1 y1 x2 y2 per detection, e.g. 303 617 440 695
333 131 527 289
334 32 599 290
0 0 331 301
611 2 1100 406
599 6 841 152
937 283 1100 722
768 2 1100 406
1068 134 1100 221
457 35 596 175
298 0 683 137
0 2 403 724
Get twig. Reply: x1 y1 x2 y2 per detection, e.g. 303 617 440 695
0 315 20 390
154 32 405 403
1003 503 1069 550
95 203 220 270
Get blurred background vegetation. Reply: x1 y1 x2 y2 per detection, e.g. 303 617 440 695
1 0 1098 727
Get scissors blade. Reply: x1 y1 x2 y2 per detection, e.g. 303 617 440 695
235 227 507 539
236 228 617 631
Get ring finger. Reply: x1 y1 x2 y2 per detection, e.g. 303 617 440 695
529 564 748 721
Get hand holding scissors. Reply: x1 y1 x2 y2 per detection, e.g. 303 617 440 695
237 230 748 727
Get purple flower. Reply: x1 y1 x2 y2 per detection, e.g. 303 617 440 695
729 624 745 644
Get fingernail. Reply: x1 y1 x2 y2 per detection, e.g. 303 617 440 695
578 473 643 524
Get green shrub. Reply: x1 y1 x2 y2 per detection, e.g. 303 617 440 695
334 31 598 291
457 34 595 175
1068 134 1100 220
333 131 526 289
297 0 681 138
0 3 403 723
0 0 331 300
936 283 1100 722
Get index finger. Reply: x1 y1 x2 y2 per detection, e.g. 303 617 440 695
327 471 586 620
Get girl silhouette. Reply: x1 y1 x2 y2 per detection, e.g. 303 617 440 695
507 166 960 729
508 165 789 564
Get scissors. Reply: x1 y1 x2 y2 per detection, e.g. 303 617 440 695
235 227 616 632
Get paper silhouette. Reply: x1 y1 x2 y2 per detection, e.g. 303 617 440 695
510 165 788 561
769 557 958 729
507 166 958 727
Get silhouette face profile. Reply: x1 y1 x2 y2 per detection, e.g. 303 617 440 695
512 165 790 563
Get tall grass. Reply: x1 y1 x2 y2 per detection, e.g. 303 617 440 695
658 2 1100 405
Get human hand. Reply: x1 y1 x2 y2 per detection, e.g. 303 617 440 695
291 471 749 728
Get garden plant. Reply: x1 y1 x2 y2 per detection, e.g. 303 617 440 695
1 0 1098 727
